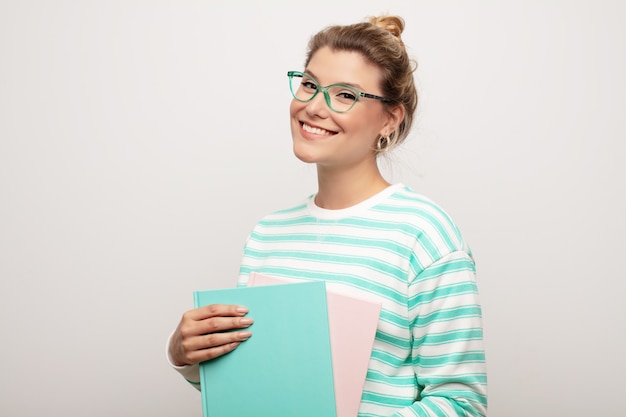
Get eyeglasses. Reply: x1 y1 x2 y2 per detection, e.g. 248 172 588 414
287 71 391 113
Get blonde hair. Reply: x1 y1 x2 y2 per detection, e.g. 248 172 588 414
304 15 418 152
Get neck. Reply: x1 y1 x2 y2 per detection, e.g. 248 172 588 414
315 160 390 210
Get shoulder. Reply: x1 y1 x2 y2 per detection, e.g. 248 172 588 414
381 185 456 220
376 184 470 255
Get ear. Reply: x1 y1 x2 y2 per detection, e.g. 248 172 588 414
380 104 405 137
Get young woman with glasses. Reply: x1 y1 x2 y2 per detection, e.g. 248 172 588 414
168 15 487 417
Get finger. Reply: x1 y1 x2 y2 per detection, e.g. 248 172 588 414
180 316 254 339
184 330 252 353
184 332 252 363
200 316 254 335
188 341 243 363
186 304 249 321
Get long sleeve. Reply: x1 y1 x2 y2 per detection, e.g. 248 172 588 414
393 250 488 416
166 331 202 391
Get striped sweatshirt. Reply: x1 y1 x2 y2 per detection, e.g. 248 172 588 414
237 184 487 417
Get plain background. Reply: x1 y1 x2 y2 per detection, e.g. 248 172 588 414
1 1 624 416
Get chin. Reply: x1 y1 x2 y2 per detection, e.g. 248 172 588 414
292 142 318 164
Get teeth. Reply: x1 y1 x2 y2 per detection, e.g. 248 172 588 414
302 123 334 136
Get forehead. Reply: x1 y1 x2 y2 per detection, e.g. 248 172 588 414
305 46 383 91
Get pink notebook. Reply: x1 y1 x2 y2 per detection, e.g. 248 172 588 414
248 272 382 417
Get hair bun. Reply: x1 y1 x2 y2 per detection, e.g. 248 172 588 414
367 15 405 46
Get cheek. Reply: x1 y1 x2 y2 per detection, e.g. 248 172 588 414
289 101 302 137
289 99 303 118
359 108 387 135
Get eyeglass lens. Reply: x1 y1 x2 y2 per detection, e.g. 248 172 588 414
289 74 358 112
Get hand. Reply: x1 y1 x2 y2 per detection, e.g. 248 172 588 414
169 304 253 366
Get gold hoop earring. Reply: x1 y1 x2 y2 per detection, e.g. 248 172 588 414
377 135 390 152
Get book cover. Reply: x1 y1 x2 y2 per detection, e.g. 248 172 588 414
248 272 382 417
194 281 337 417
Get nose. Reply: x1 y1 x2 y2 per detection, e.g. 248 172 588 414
305 90 330 118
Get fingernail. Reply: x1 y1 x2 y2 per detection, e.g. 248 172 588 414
238 331 252 340
236 307 249 314
240 318 253 325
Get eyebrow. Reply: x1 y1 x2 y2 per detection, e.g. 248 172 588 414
303 69 366 91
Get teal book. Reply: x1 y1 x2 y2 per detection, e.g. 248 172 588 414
194 281 337 417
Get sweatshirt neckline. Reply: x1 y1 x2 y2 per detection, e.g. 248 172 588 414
306 183 403 219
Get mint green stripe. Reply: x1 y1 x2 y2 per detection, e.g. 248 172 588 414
415 328 484 346
416 257 476 282
419 373 488 386
370 348 410 368
375 329 412 350
250 230 412 259
374 203 459 252
413 305 483 328
360 390 414 407
454 401 486 417
244 247 408 282
424 391 487 417
396 407 430 417
411 229 440 263
242 263 409 304
415 350 486 368
419 397 450 417
365 369 416 386
388 190 464 246
365 370 487 390
238 265 253 278
409 282 478 309
379 309 410 328
429 389 488 407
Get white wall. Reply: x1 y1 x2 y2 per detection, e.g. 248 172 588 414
1 1 624 416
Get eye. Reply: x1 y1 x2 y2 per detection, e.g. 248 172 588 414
301 80 318 92
336 91 357 101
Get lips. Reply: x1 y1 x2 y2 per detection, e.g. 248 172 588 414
301 122 338 136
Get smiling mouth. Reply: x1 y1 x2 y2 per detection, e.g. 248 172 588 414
301 122 338 136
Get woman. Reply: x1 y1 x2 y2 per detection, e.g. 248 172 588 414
168 15 488 416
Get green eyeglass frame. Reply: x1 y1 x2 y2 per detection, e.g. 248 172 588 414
287 71 392 113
